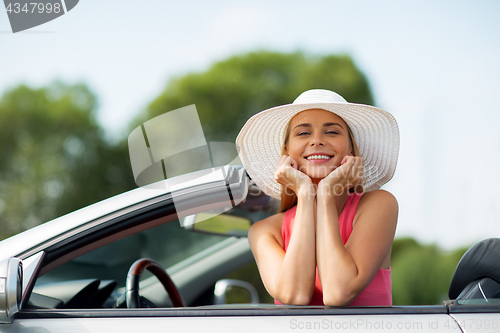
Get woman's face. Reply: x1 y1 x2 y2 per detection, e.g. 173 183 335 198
286 109 353 180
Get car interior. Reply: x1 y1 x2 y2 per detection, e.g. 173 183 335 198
22 185 277 310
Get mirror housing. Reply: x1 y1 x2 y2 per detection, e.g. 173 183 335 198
183 180 278 238
0 258 22 324
214 279 259 304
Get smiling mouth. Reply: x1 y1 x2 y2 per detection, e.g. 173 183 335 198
305 154 332 160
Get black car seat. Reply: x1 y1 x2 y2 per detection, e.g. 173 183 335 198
449 238 500 301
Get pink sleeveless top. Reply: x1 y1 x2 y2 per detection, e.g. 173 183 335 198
275 193 392 306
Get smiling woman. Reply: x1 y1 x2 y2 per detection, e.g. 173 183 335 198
284 109 355 186
276 109 361 214
236 89 400 306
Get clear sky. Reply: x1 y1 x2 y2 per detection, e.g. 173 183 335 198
1 0 499 249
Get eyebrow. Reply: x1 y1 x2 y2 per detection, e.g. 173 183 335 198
293 122 344 130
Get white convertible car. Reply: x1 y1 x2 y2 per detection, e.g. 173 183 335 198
0 165 499 332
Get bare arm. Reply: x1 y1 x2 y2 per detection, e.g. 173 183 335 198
248 155 317 305
249 191 316 305
316 157 398 306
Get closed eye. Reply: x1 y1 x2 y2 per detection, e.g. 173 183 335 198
326 130 339 135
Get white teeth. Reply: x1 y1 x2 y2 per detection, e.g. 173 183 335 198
306 155 331 160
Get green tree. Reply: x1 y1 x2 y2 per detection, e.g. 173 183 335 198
0 82 134 240
391 238 468 305
143 51 374 143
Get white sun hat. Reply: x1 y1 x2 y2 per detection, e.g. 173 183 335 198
236 89 400 200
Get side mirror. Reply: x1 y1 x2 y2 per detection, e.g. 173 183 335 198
183 213 252 237
214 279 259 304
0 258 23 324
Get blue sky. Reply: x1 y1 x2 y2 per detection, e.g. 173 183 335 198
1 0 500 249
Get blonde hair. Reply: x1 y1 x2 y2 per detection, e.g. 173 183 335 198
277 118 362 213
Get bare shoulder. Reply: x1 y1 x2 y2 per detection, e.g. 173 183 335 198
354 190 398 227
358 189 398 211
248 212 285 248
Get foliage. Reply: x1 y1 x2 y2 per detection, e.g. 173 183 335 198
142 51 374 143
391 238 468 305
0 82 135 239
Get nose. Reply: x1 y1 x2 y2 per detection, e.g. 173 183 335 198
309 133 325 146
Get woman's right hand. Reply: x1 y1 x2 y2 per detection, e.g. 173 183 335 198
274 155 313 197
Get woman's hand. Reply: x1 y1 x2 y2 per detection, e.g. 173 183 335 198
317 156 364 197
274 155 313 197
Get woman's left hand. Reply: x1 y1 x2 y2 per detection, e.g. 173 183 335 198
317 156 364 196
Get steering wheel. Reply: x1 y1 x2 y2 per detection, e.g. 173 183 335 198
126 258 185 308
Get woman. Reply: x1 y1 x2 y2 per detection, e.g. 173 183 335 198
236 89 399 306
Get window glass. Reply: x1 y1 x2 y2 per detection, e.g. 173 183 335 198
36 219 227 287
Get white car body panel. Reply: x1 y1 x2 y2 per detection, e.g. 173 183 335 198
2 314 461 333
450 313 500 333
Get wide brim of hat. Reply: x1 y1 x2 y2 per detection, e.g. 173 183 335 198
236 101 400 200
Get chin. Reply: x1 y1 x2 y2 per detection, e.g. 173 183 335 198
303 165 331 179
